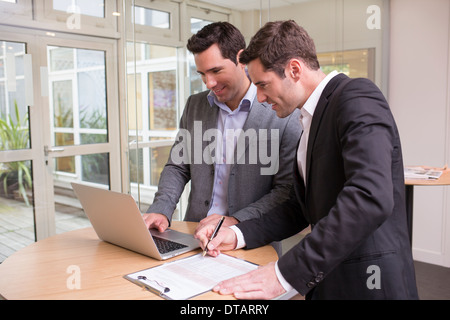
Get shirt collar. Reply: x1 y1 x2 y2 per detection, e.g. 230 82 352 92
301 70 339 119
207 82 256 113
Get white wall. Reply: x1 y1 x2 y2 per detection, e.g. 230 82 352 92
389 0 450 267
239 0 389 94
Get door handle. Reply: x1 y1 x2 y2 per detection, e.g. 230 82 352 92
44 145 65 157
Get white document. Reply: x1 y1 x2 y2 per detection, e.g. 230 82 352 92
404 166 443 180
124 253 258 300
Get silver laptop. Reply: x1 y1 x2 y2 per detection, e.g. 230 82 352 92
71 183 200 260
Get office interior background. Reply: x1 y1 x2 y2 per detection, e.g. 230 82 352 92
0 0 449 280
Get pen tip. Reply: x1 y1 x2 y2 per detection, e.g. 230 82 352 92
202 251 206 257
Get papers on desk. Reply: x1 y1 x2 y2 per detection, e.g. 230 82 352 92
124 253 258 300
404 166 443 180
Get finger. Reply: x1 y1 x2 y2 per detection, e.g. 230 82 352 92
194 224 215 247
195 214 219 233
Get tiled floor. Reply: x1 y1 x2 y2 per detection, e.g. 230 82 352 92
0 197 91 262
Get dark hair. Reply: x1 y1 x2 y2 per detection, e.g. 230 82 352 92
240 20 320 78
186 21 246 65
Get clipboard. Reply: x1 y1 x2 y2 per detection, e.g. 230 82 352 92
124 253 258 300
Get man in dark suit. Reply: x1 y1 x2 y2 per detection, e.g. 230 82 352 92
143 22 300 252
196 20 418 299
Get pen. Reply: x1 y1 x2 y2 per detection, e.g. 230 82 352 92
202 216 225 257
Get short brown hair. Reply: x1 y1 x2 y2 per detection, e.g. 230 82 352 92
187 21 245 65
240 20 320 78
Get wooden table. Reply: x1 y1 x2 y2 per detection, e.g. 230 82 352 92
405 166 450 244
0 221 278 300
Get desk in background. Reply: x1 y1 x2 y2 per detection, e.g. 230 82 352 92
405 166 450 244
0 221 278 300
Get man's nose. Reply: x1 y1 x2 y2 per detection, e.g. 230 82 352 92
256 89 267 103
204 74 217 89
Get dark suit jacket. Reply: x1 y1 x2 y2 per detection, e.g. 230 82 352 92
148 90 301 224
237 74 419 299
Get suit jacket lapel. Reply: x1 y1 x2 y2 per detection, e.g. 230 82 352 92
233 100 268 164
203 101 220 160
305 74 348 186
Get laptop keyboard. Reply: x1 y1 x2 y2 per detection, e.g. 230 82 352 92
153 236 188 254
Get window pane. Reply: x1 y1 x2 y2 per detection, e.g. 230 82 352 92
149 70 176 130
49 47 74 72
53 80 73 129
81 153 109 184
0 41 30 151
188 52 204 95
53 0 105 18
48 46 107 147
53 153 109 184
190 18 213 34
318 48 375 81
55 155 74 174
78 70 106 130
134 6 170 29
150 145 171 186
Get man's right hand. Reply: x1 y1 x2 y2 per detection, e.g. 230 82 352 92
194 224 238 257
143 213 169 232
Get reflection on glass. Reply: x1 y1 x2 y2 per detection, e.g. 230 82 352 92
149 70 176 130
55 155 74 174
81 153 109 184
48 46 107 148
53 80 73 129
0 41 30 151
129 147 143 185
53 0 105 18
134 6 170 29
128 143 171 186
54 153 109 185
188 52 204 95
126 42 178 193
318 48 375 81
150 144 170 186
0 160 32 205
0 161 34 262
49 47 74 72
190 18 213 34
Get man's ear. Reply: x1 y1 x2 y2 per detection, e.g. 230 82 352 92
287 58 303 80
237 49 244 65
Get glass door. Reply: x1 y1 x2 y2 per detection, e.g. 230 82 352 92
0 30 120 262
40 36 121 236
0 37 34 262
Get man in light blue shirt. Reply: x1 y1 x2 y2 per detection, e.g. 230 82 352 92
143 22 301 246
205 83 256 218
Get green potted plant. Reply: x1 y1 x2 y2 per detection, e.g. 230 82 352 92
0 101 32 206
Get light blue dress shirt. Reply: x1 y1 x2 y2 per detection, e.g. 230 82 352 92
206 83 257 216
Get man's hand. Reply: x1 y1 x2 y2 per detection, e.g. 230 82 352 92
143 213 169 232
194 224 238 257
195 214 239 234
213 262 286 299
